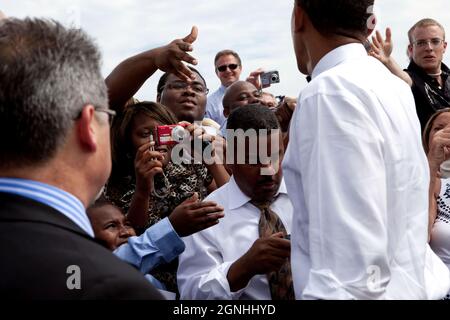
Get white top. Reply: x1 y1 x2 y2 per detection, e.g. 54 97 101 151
430 178 450 271
177 176 293 300
205 85 227 128
282 43 450 300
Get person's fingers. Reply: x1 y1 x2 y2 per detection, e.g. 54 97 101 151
137 141 153 153
190 205 225 216
372 35 381 49
176 41 194 52
375 30 384 46
270 232 285 238
188 200 220 210
386 27 392 43
174 48 198 65
141 159 164 173
248 68 265 77
181 192 200 205
183 26 198 44
173 60 196 81
144 167 164 178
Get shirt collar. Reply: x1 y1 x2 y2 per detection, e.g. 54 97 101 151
0 177 94 237
228 175 288 210
311 43 367 80
408 60 450 80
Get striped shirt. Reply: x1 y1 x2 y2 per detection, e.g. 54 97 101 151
0 177 94 237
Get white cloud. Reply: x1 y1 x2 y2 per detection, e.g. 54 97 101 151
1 0 449 100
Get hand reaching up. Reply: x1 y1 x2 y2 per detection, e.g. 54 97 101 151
154 26 199 82
369 28 393 65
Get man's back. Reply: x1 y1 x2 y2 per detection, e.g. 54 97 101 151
0 192 162 300
284 43 450 299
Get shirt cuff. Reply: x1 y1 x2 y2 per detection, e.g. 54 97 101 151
144 217 186 263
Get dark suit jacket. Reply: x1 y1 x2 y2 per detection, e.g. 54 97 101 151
0 192 163 300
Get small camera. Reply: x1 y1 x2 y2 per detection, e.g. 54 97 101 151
260 70 280 87
155 123 189 146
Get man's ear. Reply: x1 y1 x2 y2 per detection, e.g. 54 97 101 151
366 14 377 37
292 3 305 33
407 44 414 60
223 107 230 118
76 104 97 152
156 93 162 103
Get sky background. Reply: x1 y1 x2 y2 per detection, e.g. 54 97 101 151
2 0 449 100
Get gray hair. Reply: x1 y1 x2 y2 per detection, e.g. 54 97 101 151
0 18 108 169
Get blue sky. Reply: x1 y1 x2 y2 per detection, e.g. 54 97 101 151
2 0 449 99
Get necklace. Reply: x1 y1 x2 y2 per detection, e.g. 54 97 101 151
428 70 442 77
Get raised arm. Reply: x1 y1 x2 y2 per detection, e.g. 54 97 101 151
370 28 413 87
426 126 450 239
105 26 199 113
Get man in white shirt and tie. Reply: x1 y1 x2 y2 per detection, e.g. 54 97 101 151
283 0 450 299
178 104 294 300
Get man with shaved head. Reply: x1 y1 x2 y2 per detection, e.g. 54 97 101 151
220 81 295 138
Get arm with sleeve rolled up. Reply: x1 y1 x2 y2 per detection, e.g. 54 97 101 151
297 93 390 300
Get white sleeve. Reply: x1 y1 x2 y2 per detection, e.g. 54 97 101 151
297 92 390 299
177 228 245 300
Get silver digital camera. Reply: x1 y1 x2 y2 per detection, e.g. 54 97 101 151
260 70 280 87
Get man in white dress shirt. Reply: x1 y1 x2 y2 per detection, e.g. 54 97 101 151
178 104 293 300
283 0 450 299
205 50 242 128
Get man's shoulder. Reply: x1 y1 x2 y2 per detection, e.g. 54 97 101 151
204 181 229 204
0 216 162 299
305 57 409 97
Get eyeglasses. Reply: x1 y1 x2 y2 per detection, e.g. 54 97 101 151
217 64 239 73
94 107 116 125
412 38 444 48
163 81 209 95
73 106 116 126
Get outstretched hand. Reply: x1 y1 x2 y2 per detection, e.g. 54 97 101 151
428 126 450 174
169 193 225 237
369 28 393 65
154 26 199 82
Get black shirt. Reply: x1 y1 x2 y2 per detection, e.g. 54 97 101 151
405 61 450 131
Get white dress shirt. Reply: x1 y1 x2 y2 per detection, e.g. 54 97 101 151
177 176 293 300
205 85 227 127
283 43 450 300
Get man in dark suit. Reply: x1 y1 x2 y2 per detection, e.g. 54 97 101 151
0 18 162 299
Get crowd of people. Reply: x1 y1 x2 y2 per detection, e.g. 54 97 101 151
1 0 450 300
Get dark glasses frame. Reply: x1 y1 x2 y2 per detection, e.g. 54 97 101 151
217 64 239 72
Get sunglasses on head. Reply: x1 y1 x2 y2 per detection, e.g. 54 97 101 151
217 64 239 72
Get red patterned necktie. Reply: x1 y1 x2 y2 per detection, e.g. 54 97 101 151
251 200 295 300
